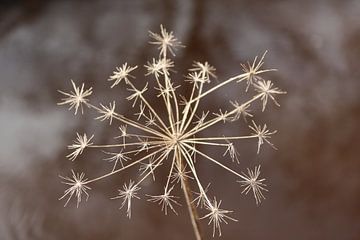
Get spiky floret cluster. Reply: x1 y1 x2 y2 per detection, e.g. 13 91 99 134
58 24 285 237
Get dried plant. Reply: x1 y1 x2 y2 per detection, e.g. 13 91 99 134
58 25 285 239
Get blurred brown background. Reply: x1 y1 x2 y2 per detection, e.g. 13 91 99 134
0 0 360 239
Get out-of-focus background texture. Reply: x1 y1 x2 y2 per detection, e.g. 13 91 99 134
1 0 359 239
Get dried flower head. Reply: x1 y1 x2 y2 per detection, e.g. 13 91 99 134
108 63 137 88
238 165 268 205
58 25 285 237
111 180 141 218
59 170 91 208
201 198 238 237
58 79 92 114
147 185 181 215
67 133 94 161
149 24 183 56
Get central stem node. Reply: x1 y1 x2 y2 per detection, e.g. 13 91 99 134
170 132 182 147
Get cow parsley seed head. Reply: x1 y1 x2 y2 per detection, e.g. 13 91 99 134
58 25 285 238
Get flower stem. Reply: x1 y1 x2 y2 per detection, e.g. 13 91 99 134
181 163 203 240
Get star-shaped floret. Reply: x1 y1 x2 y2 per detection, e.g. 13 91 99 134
58 80 93 115
201 198 237 237
192 183 211 208
144 58 174 77
249 120 277 154
95 101 116 124
138 138 149 152
139 156 161 181
147 186 181 215
114 125 128 145
59 170 91 208
254 79 286 111
170 164 193 188
190 61 217 79
111 180 141 218
102 149 130 171
155 82 180 98
144 112 156 126
126 83 148 107
194 111 209 127
213 109 229 123
185 72 210 89
230 101 253 122
67 133 94 161
134 102 146 120
240 51 276 91
108 63 137 88
149 24 183 56
223 140 240 163
238 165 268 205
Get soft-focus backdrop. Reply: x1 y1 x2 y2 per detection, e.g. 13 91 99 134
1 0 359 239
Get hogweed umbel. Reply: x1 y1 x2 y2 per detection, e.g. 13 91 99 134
58 24 285 238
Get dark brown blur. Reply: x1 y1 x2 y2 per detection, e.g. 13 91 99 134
0 0 359 239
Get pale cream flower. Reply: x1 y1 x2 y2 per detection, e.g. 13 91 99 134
102 149 130 171
190 61 217 79
58 80 92 115
201 198 237 237
108 63 137 88
59 170 91 208
254 79 286 111
249 120 277 154
238 165 268 205
185 72 210 89
240 51 276 91
95 101 116 124
149 24 183 56
223 140 240 163
126 83 148 107
111 180 141 218
67 133 94 161
230 101 253 122
147 186 181 215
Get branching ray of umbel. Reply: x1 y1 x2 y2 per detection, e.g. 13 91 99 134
58 24 286 239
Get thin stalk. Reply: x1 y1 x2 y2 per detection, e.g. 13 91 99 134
177 149 203 240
